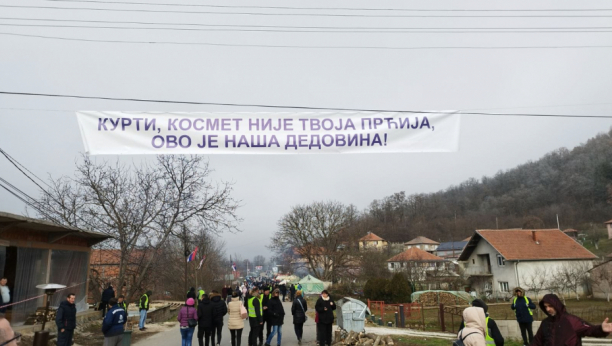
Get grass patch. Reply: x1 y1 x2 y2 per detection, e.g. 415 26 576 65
583 238 612 257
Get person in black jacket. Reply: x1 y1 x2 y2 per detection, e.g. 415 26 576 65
187 287 197 301
458 299 504 346
100 283 115 318
197 294 214 346
291 290 307 344
511 287 536 345
56 293 77 346
265 289 285 346
260 287 272 345
210 292 228 346
315 290 336 346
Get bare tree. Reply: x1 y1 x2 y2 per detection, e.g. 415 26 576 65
591 262 612 302
38 154 240 303
522 266 551 301
270 201 359 282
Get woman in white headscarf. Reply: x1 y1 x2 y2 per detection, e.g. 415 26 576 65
457 306 486 346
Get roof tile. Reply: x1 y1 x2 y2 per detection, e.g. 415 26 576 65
475 229 596 261
405 236 440 245
387 247 445 262
359 232 385 242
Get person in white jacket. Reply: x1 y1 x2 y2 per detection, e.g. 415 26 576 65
457 306 486 346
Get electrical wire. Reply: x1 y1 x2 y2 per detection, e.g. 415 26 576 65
0 178 65 226
42 0 612 12
0 147 108 233
1 91 612 118
3 5 612 18
3 22 612 34
3 32 612 49
4 17 612 31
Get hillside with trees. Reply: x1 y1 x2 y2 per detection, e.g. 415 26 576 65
361 128 612 244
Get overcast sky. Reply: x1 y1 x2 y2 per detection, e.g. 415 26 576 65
1 0 612 260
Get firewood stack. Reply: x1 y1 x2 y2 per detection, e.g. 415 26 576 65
415 291 468 306
24 307 57 325
333 331 395 346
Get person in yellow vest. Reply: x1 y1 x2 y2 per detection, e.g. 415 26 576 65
197 287 206 302
511 287 536 346
117 295 127 311
247 287 263 346
459 299 504 346
138 290 152 331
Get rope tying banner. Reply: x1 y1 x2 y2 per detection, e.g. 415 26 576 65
0 282 85 309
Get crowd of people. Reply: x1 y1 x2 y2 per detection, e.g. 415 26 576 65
174 277 334 346
5 273 610 346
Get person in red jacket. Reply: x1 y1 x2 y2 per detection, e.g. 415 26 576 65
531 294 612 346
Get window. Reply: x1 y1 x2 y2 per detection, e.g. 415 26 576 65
499 282 509 292
472 259 475 264
374 241 378 245
390 263 395 268
497 255 505 266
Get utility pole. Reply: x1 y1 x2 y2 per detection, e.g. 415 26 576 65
496 217 499 230
556 214 560 230
183 225 188 295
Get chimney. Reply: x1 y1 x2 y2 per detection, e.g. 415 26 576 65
532 231 539 244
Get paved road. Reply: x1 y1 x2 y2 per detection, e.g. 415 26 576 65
134 300 320 346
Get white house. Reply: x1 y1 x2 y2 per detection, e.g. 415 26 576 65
459 229 597 299
404 236 439 253
606 219 612 240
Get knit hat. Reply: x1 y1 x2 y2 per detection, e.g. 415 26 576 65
186 298 195 306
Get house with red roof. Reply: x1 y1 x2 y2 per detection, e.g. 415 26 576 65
404 236 440 254
358 232 388 251
459 229 597 299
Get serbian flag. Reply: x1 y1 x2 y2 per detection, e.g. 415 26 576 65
232 262 237 272
187 247 198 263
198 256 206 270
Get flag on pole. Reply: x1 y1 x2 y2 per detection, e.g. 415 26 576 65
187 247 198 263
198 255 206 270
232 262 237 272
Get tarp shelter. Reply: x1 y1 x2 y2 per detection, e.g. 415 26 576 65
298 275 325 295
0 211 108 326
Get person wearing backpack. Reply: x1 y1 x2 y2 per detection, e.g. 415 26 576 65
458 299 504 346
178 298 198 346
228 292 245 346
456 306 486 346
291 290 307 344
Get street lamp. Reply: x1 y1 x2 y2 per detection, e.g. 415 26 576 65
33 283 66 346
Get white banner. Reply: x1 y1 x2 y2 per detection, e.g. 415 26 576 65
76 111 460 155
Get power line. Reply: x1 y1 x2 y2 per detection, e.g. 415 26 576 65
3 32 612 49
4 22 612 34
43 0 612 12
4 17 612 31
0 148 52 189
0 147 104 233
0 177 65 226
3 5 612 18
3 101 612 114
1 90 612 118
3 22 612 34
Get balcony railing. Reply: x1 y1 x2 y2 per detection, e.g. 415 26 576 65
464 265 492 275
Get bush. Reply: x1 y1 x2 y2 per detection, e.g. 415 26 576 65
389 273 413 303
364 277 392 302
